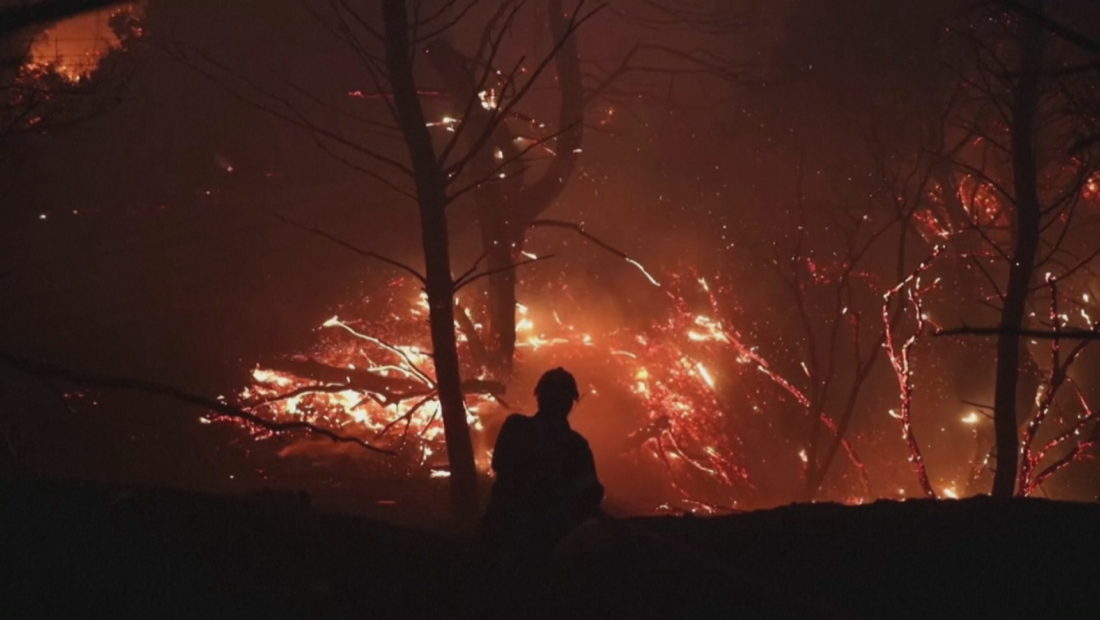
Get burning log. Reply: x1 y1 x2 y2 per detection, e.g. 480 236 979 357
259 358 505 404
262 358 423 398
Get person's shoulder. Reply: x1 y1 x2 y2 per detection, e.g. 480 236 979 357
500 413 534 433
567 428 592 449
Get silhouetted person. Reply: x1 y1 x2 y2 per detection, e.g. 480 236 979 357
480 367 604 558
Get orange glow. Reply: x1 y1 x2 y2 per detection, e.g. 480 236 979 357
26 4 143 82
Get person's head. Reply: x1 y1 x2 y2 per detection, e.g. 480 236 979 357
534 367 580 418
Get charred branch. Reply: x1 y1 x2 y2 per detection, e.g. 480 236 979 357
453 254 555 291
272 213 426 283
0 352 394 455
998 0 1100 55
936 326 1100 340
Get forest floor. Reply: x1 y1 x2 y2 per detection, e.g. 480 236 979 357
3 478 1096 619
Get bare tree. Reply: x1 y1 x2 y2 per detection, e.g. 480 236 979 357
424 0 588 377
988 0 1045 497
379 0 477 520
168 0 605 520
936 0 1100 495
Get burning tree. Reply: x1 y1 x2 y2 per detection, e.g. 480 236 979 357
424 1 587 377
0 2 141 165
379 0 478 520
14 0 1090 514
5 0 1100 527
763 0 1099 500
932 0 1100 496
170 0 612 520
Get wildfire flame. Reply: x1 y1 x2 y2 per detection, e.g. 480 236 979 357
24 4 143 83
230 261 894 512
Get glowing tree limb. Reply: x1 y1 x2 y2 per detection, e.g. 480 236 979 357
691 276 870 495
1019 344 1095 494
938 276 1096 495
1032 386 1095 463
1020 381 1100 492
1017 274 1062 495
1030 389 1099 489
882 246 943 498
530 219 662 286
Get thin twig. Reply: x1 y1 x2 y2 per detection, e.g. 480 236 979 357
0 352 394 455
272 212 426 283
936 326 1100 340
454 254 555 291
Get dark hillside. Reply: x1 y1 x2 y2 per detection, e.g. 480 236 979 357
4 480 1096 618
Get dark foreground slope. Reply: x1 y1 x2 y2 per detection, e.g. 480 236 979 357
1 479 478 618
572 498 1099 618
2 479 1097 619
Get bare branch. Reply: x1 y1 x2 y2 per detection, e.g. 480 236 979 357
272 213 426 283
0 352 394 455
935 326 1100 340
445 122 578 202
998 0 1100 54
446 1 606 178
454 254 555 291
529 218 632 260
529 218 661 286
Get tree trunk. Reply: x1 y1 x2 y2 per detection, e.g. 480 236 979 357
423 1 584 378
511 0 585 226
382 0 477 522
488 0 585 371
426 39 522 377
481 216 520 375
991 1 1045 498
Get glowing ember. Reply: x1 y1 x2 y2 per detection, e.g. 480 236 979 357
626 257 662 287
960 412 982 425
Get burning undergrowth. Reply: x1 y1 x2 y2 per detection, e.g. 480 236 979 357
228 263 877 514
219 191 1100 512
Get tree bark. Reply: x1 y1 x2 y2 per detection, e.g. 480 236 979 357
382 0 477 521
426 39 522 377
425 1 584 378
512 0 585 226
991 1 1045 498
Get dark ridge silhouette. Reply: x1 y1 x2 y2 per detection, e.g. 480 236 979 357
5 478 1099 618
